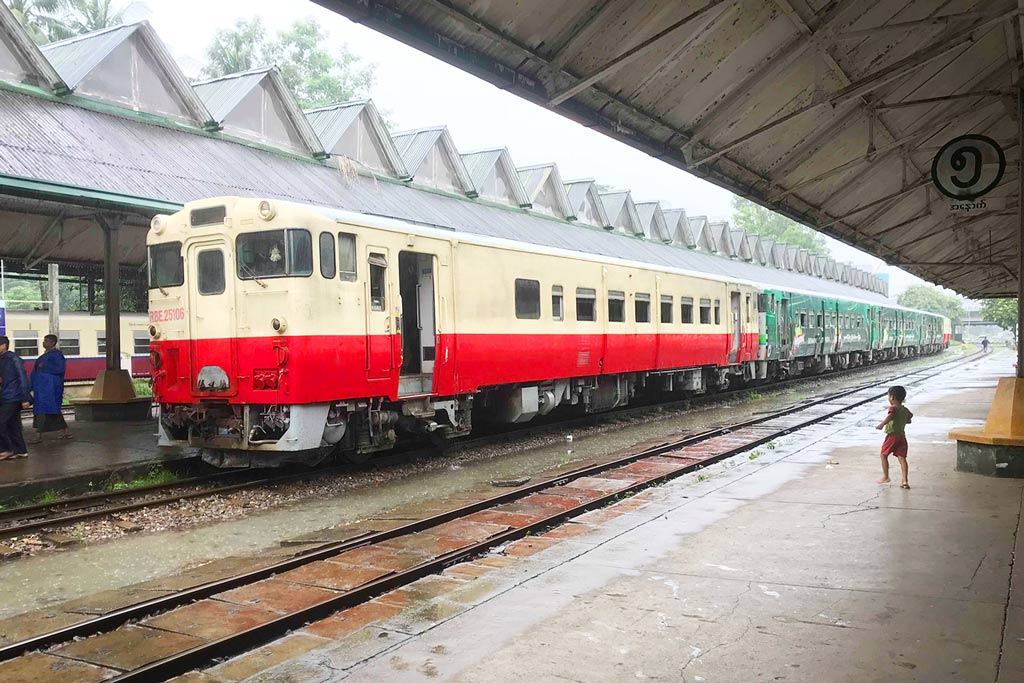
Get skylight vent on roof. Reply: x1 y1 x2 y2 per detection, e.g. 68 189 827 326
461 149 529 206
564 180 609 228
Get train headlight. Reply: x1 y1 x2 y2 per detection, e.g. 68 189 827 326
258 200 276 221
149 324 160 339
150 215 167 235
271 317 287 333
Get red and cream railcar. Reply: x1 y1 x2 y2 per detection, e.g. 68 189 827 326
148 197 763 466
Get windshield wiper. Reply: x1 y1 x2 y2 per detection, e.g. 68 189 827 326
157 284 168 296
239 262 268 289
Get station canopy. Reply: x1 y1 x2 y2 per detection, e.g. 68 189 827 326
317 0 1024 297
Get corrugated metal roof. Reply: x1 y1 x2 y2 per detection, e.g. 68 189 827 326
563 178 610 228
516 163 573 219
40 23 133 88
0 88 891 303
662 208 694 248
192 67 270 122
460 148 530 206
319 1 1015 297
392 126 476 196
304 99 409 178
305 100 364 147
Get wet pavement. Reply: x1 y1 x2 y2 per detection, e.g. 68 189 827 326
0 353 966 622
0 417 190 503
159 350 1023 683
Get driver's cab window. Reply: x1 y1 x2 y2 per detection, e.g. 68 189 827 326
369 253 387 311
236 229 312 279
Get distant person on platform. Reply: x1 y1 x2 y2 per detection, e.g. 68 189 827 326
0 335 30 460
981 336 990 354
29 334 70 443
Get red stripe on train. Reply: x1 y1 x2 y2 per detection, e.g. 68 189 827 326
151 331 760 405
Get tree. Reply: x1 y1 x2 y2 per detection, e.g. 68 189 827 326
8 0 128 43
897 285 965 326
62 0 125 36
200 18 266 78
731 196 829 256
7 0 72 43
200 17 376 109
981 299 1018 339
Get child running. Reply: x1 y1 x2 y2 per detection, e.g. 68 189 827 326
876 385 913 488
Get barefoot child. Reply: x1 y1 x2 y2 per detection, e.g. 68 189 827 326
876 385 912 488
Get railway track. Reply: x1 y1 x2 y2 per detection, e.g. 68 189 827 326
0 350 970 541
0 350 981 681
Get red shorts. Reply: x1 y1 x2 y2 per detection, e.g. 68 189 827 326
881 434 908 458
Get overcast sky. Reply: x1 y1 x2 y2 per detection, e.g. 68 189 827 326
124 0 938 296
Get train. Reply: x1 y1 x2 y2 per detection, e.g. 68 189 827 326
146 197 949 467
2 311 151 380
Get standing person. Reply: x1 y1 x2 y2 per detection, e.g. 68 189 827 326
0 335 30 460
29 334 70 443
981 336 990 354
876 385 913 489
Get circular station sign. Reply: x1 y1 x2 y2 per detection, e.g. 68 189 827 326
930 134 1005 200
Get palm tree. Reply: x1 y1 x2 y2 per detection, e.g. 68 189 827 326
6 0 73 43
63 0 125 35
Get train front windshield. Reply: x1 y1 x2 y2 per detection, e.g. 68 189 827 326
148 242 184 289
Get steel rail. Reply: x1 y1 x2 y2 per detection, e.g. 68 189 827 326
0 350 978 670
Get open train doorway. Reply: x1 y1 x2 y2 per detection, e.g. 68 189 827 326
398 251 436 396
728 291 742 364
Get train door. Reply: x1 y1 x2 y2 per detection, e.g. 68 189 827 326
186 240 236 395
779 297 791 358
398 251 437 396
365 248 393 381
728 290 742 364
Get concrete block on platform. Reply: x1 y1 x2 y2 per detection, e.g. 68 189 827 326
956 440 1024 477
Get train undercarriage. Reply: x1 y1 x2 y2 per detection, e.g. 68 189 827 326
158 342 947 468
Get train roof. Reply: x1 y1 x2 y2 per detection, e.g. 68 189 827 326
249 198 941 319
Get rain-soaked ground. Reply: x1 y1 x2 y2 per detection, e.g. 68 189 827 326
0 348 973 619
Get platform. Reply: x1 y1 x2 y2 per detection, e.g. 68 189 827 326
0 417 193 503
206 351 1023 682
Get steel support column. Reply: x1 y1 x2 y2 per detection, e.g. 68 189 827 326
99 215 121 372
1018 86 1024 377
47 263 58 339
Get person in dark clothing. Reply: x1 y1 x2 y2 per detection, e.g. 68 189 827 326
29 334 70 443
0 335 30 460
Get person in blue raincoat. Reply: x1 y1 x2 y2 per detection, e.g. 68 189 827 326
29 334 71 442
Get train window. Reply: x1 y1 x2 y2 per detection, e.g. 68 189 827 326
576 287 597 322
133 331 150 354
13 331 37 357
287 230 313 276
369 254 387 311
319 232 336 279
699 298 711 325
148 242 184 289
60 331 80 356
681 297 694 324
96 332 106 354
338 233 357 281
745 295 751 323
635 293 651 323
552 285 564 321
236 229 313 279
816 314 823 327
713 300 721 325
608 291 625 323
197 249 225 295
515 279 541 319
661 295 673 324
